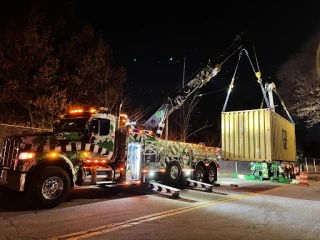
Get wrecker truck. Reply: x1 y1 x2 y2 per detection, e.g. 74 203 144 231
0 95 222 209
1 34 296 208
0 35 247 208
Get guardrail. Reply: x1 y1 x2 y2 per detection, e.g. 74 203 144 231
300 157 320 173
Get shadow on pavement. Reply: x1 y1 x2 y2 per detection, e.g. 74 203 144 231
0 184 155 212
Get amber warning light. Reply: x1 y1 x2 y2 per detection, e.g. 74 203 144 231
90 108 97 113
69 108 84 114
120 113 128 125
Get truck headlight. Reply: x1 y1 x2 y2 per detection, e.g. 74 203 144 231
19 152 35 160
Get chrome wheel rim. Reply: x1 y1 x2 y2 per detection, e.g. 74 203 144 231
196 169 204 182
170 165 179 180
42 176 64 200
208 169 215 183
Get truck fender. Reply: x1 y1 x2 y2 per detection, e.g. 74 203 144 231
168 159 182 168
192 159 205 169
211 160 219 170
27 154 75 187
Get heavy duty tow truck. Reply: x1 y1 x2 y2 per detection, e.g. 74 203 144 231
0 34 294 208
0 97 222 208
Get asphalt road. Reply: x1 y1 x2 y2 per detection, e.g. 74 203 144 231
0 178 319 240
308 173 320 182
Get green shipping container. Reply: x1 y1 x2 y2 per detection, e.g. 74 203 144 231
221 108 296 163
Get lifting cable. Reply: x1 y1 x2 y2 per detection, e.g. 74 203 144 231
221 49 243 112
135 37 242 123
242 49 270 108
220 45 242 65
253 44 261 73
271 83 295 124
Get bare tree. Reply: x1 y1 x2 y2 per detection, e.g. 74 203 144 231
276 32 320 127
0 8 128 128
170 92 213 142
61 24 114 106
0 11 66 128
203 124 221 147
95 66 128 114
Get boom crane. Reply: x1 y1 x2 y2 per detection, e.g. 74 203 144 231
143 35 244 138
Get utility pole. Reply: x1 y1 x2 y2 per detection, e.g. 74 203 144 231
182 54 186 142
183 55 186 88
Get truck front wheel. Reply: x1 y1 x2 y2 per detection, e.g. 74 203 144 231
165 162 182 186
29 166 71 208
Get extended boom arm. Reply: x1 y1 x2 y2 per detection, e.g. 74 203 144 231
143 35 244 138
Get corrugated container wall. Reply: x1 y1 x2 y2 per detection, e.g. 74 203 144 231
221 108 296 163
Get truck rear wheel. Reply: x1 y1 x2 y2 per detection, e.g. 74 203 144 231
194 165 205 182
206 165 216 184
29 166 71 208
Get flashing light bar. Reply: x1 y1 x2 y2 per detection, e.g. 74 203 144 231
68 107 99 115
70 109 84 114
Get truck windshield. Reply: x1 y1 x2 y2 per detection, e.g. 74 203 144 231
54 118 88 132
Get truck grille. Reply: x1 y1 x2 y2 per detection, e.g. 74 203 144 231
1 138 20 169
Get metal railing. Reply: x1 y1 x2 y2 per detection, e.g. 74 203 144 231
300 157 320 173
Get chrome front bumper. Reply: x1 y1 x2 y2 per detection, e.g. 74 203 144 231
0 169 26 191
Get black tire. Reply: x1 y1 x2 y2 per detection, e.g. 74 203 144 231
194 165 205 182
75 167 86 186
165 162 182 186
205 165 216 184
29 166 71 208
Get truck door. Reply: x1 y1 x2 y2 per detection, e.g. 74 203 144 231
89 118 115 153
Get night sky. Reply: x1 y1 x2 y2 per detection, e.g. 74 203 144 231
2 1 320 125
72 1 320 123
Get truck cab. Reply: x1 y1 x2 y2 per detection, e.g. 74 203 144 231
0 106 136 208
